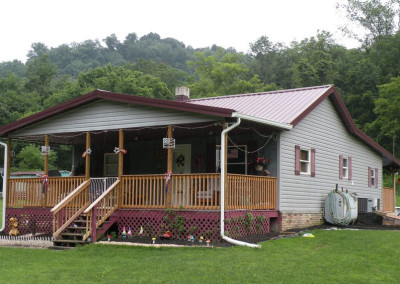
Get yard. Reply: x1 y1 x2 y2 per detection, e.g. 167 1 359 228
0 229 399 283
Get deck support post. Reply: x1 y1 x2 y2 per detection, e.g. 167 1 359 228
166 125 173 208
85 132 91 180
91 205 97 243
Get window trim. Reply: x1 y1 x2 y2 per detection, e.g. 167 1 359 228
295 145 315 177
368 167 378 188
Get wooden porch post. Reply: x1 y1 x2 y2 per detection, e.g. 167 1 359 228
44 135 49 175
166 125 173 208
42 135 49 207
6 138 11 207
118 129 124 179
118 130 124 207
85 132 91 180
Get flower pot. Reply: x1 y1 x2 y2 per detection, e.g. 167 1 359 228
256 165 264 171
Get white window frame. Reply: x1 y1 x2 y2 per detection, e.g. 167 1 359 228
370 168 376 186
342 156 349 179
300 148 311 175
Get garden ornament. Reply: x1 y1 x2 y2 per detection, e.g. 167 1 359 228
9 217 19 236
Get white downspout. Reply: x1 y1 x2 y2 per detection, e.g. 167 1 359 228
0 141 8 232
220 118 261 248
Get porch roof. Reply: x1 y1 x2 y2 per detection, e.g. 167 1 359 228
0 89 234 137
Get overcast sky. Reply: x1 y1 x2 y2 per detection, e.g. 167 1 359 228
0 0 357 63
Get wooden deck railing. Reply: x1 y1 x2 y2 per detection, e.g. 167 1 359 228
121 175 166 208
121 173 275 210
83 180 120 241
226 174 276 210
7 176 85 207
8 174 277 212
51 180 91 238
171 174 220 209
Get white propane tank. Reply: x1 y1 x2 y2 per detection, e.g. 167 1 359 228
324 186 358 226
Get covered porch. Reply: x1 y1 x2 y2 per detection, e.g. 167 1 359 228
0 89 283 244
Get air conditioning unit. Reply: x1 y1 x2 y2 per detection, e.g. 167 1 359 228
367 198 378 212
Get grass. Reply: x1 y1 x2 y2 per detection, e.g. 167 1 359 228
0 229 399 283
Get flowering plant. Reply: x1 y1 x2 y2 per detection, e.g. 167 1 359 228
248 157 271 167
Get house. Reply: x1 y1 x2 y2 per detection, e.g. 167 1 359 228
0 85 398 246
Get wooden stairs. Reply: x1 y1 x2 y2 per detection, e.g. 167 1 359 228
52 214 118 249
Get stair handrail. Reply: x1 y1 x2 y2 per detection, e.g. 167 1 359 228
83 179 120 214
51 180 91 238
51 180 91 214
83 179 120 241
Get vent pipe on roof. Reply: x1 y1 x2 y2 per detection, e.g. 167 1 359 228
175 86 190 102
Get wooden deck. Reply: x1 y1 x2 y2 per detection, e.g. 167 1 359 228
7 174 277 241
7 174 277 211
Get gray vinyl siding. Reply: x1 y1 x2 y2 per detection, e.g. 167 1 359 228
279 98 382 213
11 100 218 137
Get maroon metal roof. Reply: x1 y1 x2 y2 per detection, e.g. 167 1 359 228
0 89 234 136
189 85 332 125
189 85 400 168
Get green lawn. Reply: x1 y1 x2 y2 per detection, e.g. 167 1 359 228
0 229 399 283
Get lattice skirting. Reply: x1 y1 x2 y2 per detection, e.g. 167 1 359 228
3 207 279 242
5 208 53 235
115 209 279 241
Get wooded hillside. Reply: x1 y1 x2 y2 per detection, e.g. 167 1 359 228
1 0 400 165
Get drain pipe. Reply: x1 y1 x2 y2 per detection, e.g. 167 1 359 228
0 141 8 232
220 118 261 248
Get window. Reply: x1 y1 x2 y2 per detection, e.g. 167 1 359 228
370 168 376 186
295 145 315 177
368 167 378 188
216 145 247 174
342 157 348 178
339 155 352 180
300 149 310 174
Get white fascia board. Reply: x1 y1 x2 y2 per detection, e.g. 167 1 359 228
232 112 293 130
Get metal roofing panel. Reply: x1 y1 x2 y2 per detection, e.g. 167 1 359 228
188 85 332 125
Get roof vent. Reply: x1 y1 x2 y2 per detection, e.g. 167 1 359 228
175 86 190 102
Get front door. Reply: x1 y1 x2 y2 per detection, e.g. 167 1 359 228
172 144 191 174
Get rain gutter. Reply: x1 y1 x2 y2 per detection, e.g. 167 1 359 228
220 118 260 248
232 112 293 130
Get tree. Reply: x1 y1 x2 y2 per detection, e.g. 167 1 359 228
44 65 173 107
368 76 400 156
13 144 57 171
338 0 397 45
186 50 277 98
24 54 57 104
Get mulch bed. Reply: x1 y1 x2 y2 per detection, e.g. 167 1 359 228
105 221 400 248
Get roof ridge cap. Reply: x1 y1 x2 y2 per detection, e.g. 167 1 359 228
189 85 333 101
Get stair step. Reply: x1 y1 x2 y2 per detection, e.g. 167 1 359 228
67 226 86 230
61 232 85 237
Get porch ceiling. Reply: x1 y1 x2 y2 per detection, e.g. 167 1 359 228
11 120 278 146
